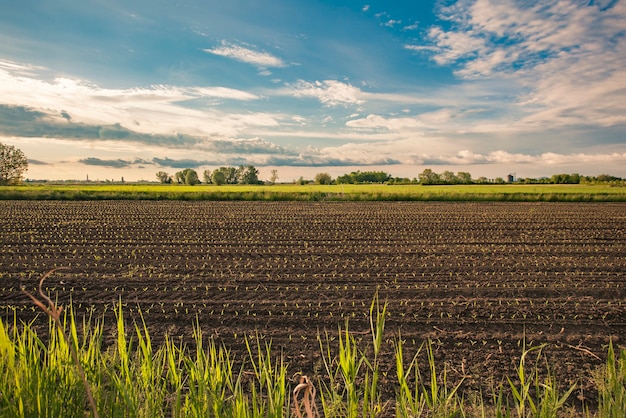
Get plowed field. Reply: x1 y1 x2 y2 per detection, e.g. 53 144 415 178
1 201 624 406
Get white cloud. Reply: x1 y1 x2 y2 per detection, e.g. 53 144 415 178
383 19 401 28
204 42 286 69
344 109 462 134
286 80 365 107
346 114 423 130
424 27 487 65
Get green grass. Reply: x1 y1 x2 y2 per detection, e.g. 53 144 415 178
1 295 624 417
2 182 625 201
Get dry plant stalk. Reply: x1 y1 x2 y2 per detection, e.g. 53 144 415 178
293 375 319 418
21 268 100 418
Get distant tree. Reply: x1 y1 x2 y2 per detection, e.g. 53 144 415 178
212 166 238 184
0 142 28 185
418 169 441 185
270 169 279 184
456 171 472 184
550 173 580 184
203 169 212 184
156 171 172 184
596 174 620 183
237 165 260 184
390 177 412 184
211 170 226 185
174 168 200 185
335 174 351 184
296 176 307 185
185 169 201 185
314 172 332 185
441 170 458 184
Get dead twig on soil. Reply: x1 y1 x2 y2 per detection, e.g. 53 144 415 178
564 343 602 361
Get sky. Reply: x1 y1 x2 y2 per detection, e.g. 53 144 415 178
1 0 625 182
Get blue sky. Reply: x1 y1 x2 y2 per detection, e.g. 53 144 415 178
1 0 625 181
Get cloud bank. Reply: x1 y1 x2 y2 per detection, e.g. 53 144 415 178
407 0 626 130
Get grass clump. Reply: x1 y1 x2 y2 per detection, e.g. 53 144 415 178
596 341 626 417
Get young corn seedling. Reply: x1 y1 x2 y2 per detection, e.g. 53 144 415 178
165 335 186 416
507 342 543 417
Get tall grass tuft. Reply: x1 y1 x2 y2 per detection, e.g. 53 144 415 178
245 335 288 417
423 339 466 417
362 291 387 416
395 335 426 417
506 342 576 418
596 340 626 417
179 323 235 416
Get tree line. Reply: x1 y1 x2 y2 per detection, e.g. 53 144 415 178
156 165 261 185
158 167 624 186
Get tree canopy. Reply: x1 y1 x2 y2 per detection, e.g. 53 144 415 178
336 171 391 184
0 142 28 185
314 172 332 185
174 168 200 185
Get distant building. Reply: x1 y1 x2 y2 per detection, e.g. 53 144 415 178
507 173 516 183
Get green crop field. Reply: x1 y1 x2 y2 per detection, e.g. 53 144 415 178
1 182 625 201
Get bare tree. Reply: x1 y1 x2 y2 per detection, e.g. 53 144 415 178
270 169 279 184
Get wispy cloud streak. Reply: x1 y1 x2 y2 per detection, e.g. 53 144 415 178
204 42 286 69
